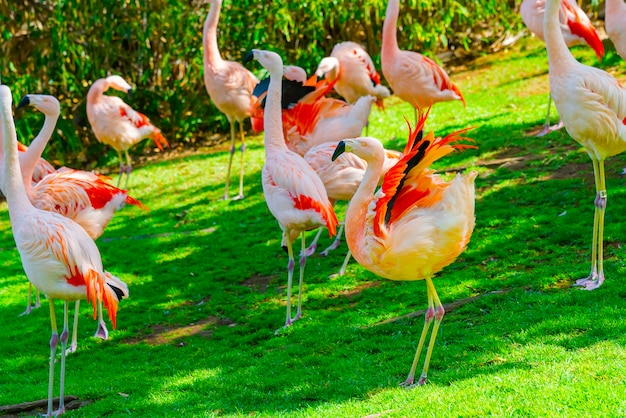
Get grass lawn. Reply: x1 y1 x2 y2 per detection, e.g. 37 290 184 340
1 37 626 417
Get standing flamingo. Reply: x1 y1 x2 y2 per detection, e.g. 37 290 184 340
543 0 626 289
332 107 476 386
0 84 129 417
605 0 626 61
16 142 55 183
381 0 465 122
303 141 401 276
244 49 338 327
203 0 259 200
520 0 605 136
86 75 169 189
315 41 390 107
14 94 144 349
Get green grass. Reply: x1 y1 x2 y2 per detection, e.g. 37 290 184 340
1 38 626 416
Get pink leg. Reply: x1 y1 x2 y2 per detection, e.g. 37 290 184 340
47 299 58 417
94 299 109 340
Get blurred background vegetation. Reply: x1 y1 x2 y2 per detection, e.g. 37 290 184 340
0 0 601 169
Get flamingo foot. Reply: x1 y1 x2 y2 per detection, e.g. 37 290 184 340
94 320 109 340
20 305 33 316
231 193 245 201
66 341 78 355
573 272 604 290
534 121 563 137
304 243 317 257
320 239 341 256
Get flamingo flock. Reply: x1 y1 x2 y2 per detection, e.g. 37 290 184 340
1 0 625 414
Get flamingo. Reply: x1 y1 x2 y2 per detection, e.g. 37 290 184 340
331 107 476 386
543 0 626 289
86 75 169 189
0 83 129 417
303 141 401 275
203 0 259 201
520 0 605 136
381 0 465 122
16 142 55 183
244 49 338 327
605 0 626 61
14 94 145 348
315 41 391 107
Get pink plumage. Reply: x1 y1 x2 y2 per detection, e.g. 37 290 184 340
605 0 626 61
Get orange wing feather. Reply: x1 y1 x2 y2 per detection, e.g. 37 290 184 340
562 1 604 60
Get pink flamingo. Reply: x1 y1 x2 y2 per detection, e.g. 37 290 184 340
605 0 626 61
315 41 390 107
0 84 129 417
16 142 55 182
544 0 626 289
86 75 169 189
331 107 476 386
203 0 259 200
303 141 401 275
15 94 144 349
381 0 465 121
520 0 605 136
244 49 338 327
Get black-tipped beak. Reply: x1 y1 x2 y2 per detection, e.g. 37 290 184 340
332 140 346 161
16 95 30 111
127 88 133 98
243 50 255 65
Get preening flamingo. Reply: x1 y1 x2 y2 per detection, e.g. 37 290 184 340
315 41 390 107
303 141 401 275
381 0 465 121
332 107 476 386
86 75 169 189
244 49 338 327
0 84 129 417
605 0 626 61
543 0 626 289
520 0 605 136
14 94 144 348
203 0 259 200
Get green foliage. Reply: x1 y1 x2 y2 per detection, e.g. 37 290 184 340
0 0 526 168
0 37 625 416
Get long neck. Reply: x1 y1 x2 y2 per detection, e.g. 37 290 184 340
606 0 624 15
87 79 107 105
1 96 32 216
544 0 576 69
381 0 400 62
203 0 224 68
20 111 59 185
264 68 288 153
344 155 384 265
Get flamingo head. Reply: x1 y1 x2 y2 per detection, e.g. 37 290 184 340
244 49 283 78
17 94 60 118
332 137 384 163
105 75 133 95
283 65 307 83
315 57 339 78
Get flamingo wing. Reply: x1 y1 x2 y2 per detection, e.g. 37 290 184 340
561 0 604 59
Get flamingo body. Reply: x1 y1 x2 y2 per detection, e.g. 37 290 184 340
605 0 626 61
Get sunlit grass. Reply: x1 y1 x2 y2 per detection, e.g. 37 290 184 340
1 37 626 416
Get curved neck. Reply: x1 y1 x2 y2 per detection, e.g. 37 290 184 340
345 155 384 263
264 67 288 153
381 0 400 61
20 111 59 184
544 0 576 68
1 94 31 215
203 0 224 68
87 79 107 104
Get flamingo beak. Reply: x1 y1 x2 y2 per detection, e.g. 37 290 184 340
243 50 255 65
16 96 30 111
332 141 347 161
127 88 133 99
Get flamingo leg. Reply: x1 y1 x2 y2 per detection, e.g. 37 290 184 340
47 298 58 417
321 223 345 256
67 300 80 354
222 120 237 200
233 121 246 200
21 283 35 316
400 277 444 387
575 158 607 290
116 150 125 188
57 301 69 415
535 93 564 137
283 231 296 327
305 228 324 257
293 232 307 322
94 298 109 340
35 289 41 309
123 150 133 190
337 249 352 277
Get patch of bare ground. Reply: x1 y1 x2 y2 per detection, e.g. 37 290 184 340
241 274 275 294
0 396 93 416
123 316 235 346
332 281 382 299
